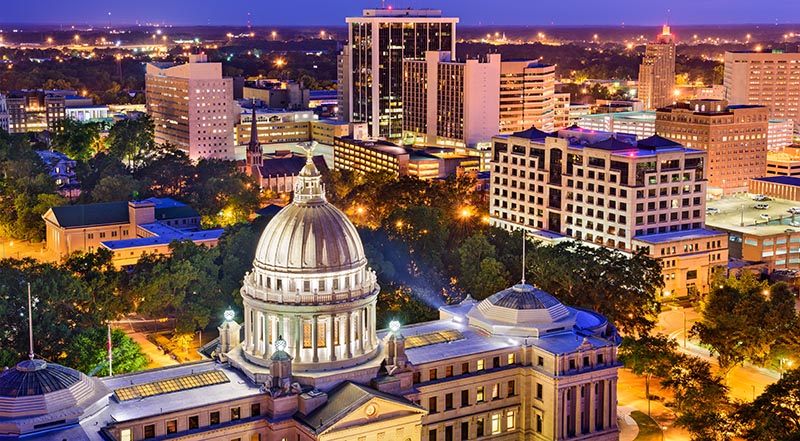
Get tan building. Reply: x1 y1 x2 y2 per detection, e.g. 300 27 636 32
403 51 501 148
553 92 571 130
310 119 350 145
767 146 800 177
638 25 676 110
42 197 222 266
724 50 800 132
8 155 620 441
235 108 315 145
655 99 770 194
500 61 556 133
146 54 235 160
489 127 726 296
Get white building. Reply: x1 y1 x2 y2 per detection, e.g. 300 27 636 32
500 61 556 133
769 119 795 151
3 146 621 441
146 53 235 160
403 51 501 147
638 25 676 110
578 111 656 139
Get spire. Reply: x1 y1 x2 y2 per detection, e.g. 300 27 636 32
246 101 262 170
248 103 259 151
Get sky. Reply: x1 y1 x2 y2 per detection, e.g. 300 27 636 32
2 0 800 26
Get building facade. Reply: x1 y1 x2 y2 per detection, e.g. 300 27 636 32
343 8 458 139
5 149 620 441
235 108 316 146
655 99 770 194
0 93 8 132
499 61 556 133
724 50 800 132
768 119 795 151
767 146 800 177
578 111 657 139
403 51 501 148
489 127 726 296
146 54 235 160
638 25 676 110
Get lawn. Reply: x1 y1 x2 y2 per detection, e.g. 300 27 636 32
630 410 663 441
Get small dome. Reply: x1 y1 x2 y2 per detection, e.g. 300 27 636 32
0 360 82 398
466 284 576 336
486 284 564 311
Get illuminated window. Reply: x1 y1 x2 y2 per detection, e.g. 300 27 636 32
476 386 485 402
491 413 501 434
506 410 515 430
477 359 485 371
303 322 312 348
508 353 516 364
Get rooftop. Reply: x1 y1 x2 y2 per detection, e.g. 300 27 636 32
633 228 727 244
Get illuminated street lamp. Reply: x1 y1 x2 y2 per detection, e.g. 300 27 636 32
274 58 286 68
271 31 277 40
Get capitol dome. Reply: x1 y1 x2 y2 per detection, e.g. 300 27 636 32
239 143 380 372
0 359 109 436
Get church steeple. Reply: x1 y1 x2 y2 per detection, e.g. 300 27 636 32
245 104 263 172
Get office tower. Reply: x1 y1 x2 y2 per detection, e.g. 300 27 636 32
553 92 571 130
146 54 235 160
403 51 501 147
343 8 458 139
44 92 66 131
0 93 8 133
499 61 556 133
724 50 800 132
489 126 727 296
656 99 769 194
638 25 676 110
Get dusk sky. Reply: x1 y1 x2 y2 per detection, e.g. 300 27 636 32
2 0 800 26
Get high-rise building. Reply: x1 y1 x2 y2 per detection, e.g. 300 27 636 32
655 99 769 194
6 149 621 441
489 127 727 296
403 51 501 147
638 25 676 110
4 89 76 133
0 93 8 133
553 92 572 130
724 50 800 132
146 54 235 160
499 61 556 133
343 8 458 139
768 119 795 151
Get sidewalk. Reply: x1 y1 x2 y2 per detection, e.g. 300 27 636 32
127 332 179 369
617 369 692 441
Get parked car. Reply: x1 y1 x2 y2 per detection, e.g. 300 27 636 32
791 221 800 227
752 194 768 201
760 213 770 220
754 203 770 210
788 207 800 214
706 207 721 214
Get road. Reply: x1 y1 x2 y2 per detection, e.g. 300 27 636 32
656 306 780 401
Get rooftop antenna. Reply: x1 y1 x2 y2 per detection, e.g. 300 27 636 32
27 282 34 360
521 232 526 285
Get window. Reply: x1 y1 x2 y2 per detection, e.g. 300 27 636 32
492 383 500 399
445 393 453 409
536 383 543 400
462 362 470 374
508 353 516 364
231 406 241 421
461 422 469 440
144 424 155 439
429 369 438 381
477 386 485 402
536 415 543 433
166 420 177 434
445 425 453 441
687 270 697 280
569 359 576 370
87 233 94 239
413 372 421 383
508 380 516 396
251 435 261 441
120 429 132 441
445 365 453 377
491 413 501 434
493 356 500 368
251 403 261 417
429 396 438 413
477 418 485 437
210 411 220 425
461 389 470 406
506 410 515 430
477 359 484 371
429 429 437 441
597 353 604 364
583 356 590 367
188 415 199 430
537 356 544 366
303 322 312 348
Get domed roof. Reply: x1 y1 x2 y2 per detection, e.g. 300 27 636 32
253 145 366 274
0 360 81 398
466 284 576 336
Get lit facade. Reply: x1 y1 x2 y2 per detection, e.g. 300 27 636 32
578 111 656 139
768 119 795 151
235 108 316 145
499 62 556 133
489 127 726 296
655 99 769 194
638 25 676 110
724 50 800 132
553 92 571 130
343 9 458 139
403 51 501 148
0 93 8 132
767 146 800 177
8 151 620 441
146 54 235 160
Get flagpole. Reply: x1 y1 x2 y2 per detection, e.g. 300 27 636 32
27 282 34 360
108 323 113 376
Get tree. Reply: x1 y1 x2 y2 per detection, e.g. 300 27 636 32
471 257 512 299
457 233 498 291
106 114 156 169
50 118 105 161
618 334 679 417
90 174 141 203
63 328 148 376
736 368 800 440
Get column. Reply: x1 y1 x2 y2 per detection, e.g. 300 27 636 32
277 314 283 338
329 314 337 361
256 312 264 356
245 307 253 351
609 379 617 429
345 312 353 358
312 315 319 363
371 305 377 349
294 317 302 362
560 388 567 440
574 386 580 436
264 314 272 359
588 381 596 433
356 309 365 355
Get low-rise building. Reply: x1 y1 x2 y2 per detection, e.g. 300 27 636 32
766 146 800 177
35 150 79 199
42 197 222 266
768 120 795 151
578 111 656 139
310 119 350 145
235 107 316 146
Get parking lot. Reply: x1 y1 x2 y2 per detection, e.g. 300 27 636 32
705 194 800 234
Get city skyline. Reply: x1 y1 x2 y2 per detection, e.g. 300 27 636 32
3 0 800 27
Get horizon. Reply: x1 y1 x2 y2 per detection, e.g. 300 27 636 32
3 0 800 27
